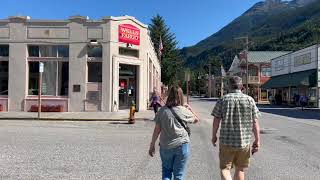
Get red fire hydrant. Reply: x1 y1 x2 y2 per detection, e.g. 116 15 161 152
129 102 137 124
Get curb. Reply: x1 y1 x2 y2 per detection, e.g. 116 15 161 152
0 117 152 121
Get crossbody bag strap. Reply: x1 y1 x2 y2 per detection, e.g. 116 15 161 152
168 107 188 132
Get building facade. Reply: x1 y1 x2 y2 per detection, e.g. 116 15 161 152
228 51 289 102
0 15 161 112
262 44 320 107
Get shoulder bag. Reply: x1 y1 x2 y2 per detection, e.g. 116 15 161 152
169 107 191 137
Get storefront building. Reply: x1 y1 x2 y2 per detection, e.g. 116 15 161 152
262 44 320 108
228 51 289 102
0 15 161 112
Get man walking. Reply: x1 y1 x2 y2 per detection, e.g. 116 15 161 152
211 76 261 180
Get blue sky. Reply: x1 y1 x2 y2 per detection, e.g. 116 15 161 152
0 0 261 48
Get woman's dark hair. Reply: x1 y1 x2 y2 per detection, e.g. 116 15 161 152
165 86 184 107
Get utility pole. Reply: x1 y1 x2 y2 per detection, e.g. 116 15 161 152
245 36 249 95
207 64 212 98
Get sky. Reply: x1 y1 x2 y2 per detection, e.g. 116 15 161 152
0 0 262 48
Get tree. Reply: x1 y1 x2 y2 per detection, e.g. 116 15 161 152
149 15 184 85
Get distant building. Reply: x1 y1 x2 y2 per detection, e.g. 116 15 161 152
0 15 161 112
228 51 290 102
262 44 320 108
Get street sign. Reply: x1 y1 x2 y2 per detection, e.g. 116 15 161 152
39 62 44 73
185 71 190 82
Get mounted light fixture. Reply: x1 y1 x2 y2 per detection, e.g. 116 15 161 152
88 39 100 46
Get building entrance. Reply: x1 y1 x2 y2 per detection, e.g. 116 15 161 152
119 64 137 109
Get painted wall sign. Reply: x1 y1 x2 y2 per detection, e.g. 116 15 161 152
118 24 140 45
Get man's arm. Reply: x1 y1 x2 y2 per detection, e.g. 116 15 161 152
252 119 261 154
212 117 221 146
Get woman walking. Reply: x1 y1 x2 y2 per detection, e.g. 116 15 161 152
150 89 162 114
148 86 199 180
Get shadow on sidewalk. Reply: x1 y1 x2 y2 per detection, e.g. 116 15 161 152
257 104 320 120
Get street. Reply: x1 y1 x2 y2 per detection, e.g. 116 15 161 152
0 98 319 180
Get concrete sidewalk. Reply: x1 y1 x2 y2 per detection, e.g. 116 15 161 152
0 110 155 121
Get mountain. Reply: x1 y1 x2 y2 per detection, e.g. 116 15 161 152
181 0 320 71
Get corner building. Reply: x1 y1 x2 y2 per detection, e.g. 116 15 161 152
0 15 161 112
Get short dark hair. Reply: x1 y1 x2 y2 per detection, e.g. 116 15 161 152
165 86 184 107
229 76 243 90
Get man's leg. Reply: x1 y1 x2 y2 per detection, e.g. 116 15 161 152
219 144 235 180
220 169 232 180
234 167 245 180
233 146 250 180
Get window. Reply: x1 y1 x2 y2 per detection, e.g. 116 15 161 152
88 46 102 57
0 61 8 95
275 60 284 71
261 67 271 76
28 45 69 58
119 47 139 58
28 62 69 96
0 45 9 57
248 67 258 76
87 62 102 82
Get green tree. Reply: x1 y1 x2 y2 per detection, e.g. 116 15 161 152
149 14 184 85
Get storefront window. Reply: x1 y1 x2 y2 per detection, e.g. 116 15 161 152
0 61 8 95
87 62 102 82
28 61 69 96
0 45 9 57
57 46 69 57
28 45 69 58
119 47 139 58
88 46 102 57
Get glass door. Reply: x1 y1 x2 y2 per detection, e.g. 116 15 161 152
119 64 137 109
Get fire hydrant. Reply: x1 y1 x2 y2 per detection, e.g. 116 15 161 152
129 102 137 124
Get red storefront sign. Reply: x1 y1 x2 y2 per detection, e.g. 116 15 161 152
118 24 140 45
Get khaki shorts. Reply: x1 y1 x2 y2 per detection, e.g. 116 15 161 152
219 144 250 169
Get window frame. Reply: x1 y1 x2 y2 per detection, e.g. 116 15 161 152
28 45 69 58
119 47 139 58
0 55 9 97
0 45 9 57
27 44 69 97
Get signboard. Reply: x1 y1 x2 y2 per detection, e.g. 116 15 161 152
118 24 140 45
39 62 44 73
294 53 311 67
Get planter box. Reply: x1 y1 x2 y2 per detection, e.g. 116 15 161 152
29 105 64 112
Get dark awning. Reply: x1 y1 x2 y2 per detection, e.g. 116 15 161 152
261 69 317 89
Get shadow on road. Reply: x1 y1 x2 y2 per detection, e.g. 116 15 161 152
257 104 320 120
190 96 219 102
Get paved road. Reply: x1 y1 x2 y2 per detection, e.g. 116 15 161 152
0 98 319 180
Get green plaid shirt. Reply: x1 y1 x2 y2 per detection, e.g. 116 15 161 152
211 90 261 148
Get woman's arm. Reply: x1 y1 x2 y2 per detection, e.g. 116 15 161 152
149 124 161 157
184 104 200 123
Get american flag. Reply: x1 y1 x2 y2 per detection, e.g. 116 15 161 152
158 36 164 58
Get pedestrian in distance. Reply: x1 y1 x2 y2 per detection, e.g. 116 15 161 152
211 76 261 180
150 88 163 115
148 85 199 180
299 95 308 111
